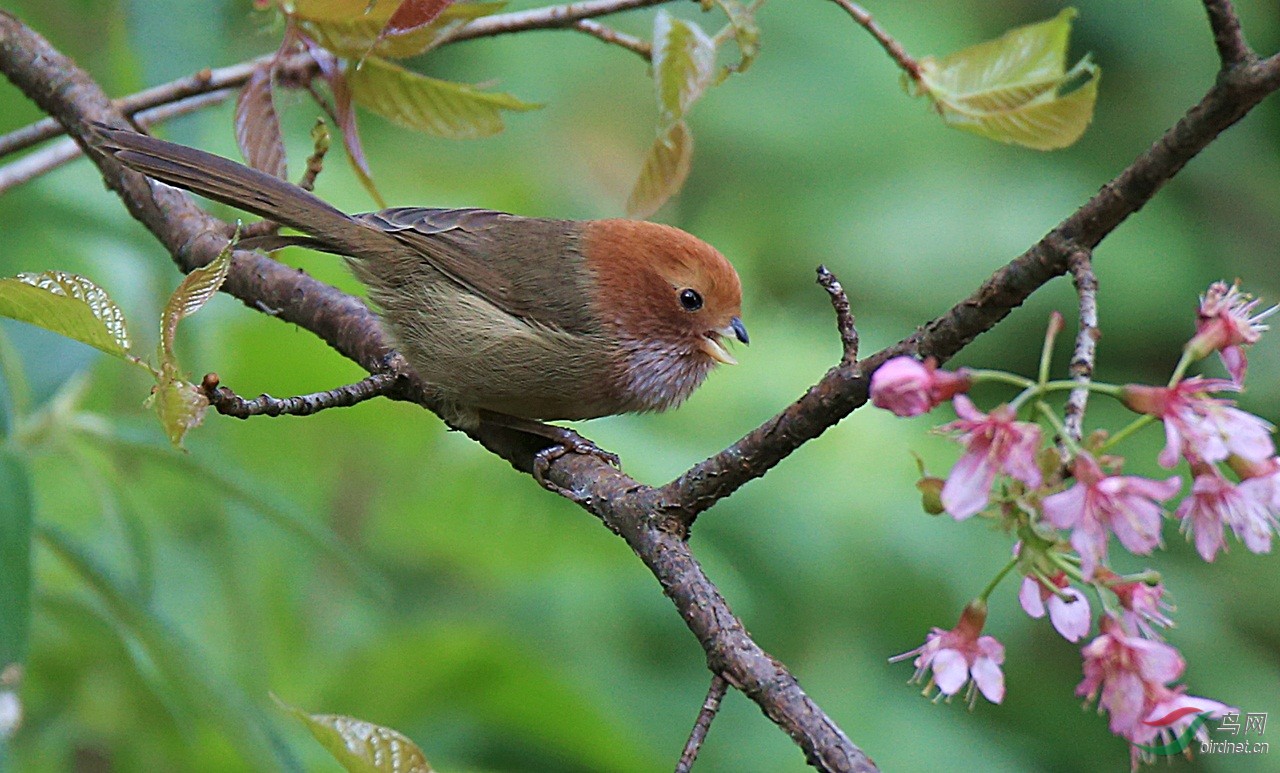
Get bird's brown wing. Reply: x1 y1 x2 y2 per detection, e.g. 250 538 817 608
356 207 601 335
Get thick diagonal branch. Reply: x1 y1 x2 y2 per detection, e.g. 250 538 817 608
661 53 1280 517
0 11 875 772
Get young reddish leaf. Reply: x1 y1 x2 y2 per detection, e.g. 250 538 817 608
914 8 1100 150
294 1 502 58
652 10 716 123
347 56 540 139
383 0 454 36
159 236 234 365
301 38 388 206
626 119 692 219
235 63 288 179
0 272 132 359
276 696 434 773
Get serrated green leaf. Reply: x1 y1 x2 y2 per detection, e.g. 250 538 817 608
627 120 692 219
348 56 539 139
276 697 433 773
0 450 32 672
652 10 716 123
0 273 131 359
147 375 208 449
915 8 1099 150
160 239 233 363
296 2 505 59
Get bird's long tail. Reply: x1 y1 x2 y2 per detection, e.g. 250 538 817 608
88 123 396 257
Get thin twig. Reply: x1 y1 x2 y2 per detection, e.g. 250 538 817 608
675 673 729 773
573 19 652 59
1063 250 1098 445
827 0 920 81
443 0 675 43
298 118 331 192
201 372 398 418
1202 0 1253 67
0 89 234 194
0 57 276 159
817 265 858 364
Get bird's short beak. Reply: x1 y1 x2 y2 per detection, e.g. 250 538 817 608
702 317 748 365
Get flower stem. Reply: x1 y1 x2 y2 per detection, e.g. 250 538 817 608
1038 402 1082 455
1168 347 1196 386
978 556 1020 603
1008 380 1121 412
1099 415 1156 452
966 369 1036 389
1039 315 1061 386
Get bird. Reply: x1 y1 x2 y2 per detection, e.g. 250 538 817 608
88 123 747 460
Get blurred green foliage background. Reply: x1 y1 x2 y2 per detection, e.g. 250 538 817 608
2 1 1280 770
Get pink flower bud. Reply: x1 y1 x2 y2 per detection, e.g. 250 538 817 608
870 357 970 417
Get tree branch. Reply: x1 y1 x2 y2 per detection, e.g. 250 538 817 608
659 52 1280 518
573 18 652 59
1202 0 1252 67
443 0 674 43
827 0 920 81
675 673 729 773
0 88 234 194
0 56 279 159
201 371 398 419
0 11 876 771
1063 250 1098 444
5 3 1279 769
817 265 858 365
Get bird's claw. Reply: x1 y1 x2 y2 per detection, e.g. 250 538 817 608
532 428 620 500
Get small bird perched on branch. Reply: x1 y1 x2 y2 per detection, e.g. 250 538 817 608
88 123 747 461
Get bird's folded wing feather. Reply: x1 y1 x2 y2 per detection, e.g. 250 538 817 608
356 207 601 335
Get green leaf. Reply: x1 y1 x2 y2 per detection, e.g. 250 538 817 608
348 56 540 139
652 10 716 123
296 2 505 59
148 238 231 448
914 8 1099 150
275 696 433 773
146 375 208 449
626 120 692 219
160 238 233 364
0 450 32 670
0 272 131 359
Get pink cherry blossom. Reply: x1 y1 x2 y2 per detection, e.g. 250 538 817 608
890 602 1005 705
1175 468 1277 561
1019 574 1091 642
1078 616 1186 741
870 356 971 417
1041 454 1181 578
1188 281 1277 384
1130 687 1233 769
1110 579 1174 640
939 396 1043 520
1121 378 1274 468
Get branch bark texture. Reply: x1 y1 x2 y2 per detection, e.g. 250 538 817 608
3 2 1279 770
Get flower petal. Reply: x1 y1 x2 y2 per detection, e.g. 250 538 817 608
931 648 969 695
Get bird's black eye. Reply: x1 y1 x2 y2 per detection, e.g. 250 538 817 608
679 288 703 312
